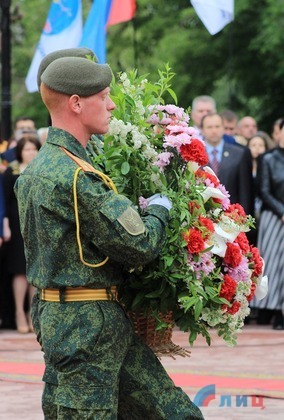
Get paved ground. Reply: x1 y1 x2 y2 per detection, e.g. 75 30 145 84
0 324 283 419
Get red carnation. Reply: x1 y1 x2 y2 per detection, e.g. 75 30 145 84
235 232 250 254
196 169 219 187
227 301 241 315
180 139 208 166
225 203 247 224
184 228 205 254
220 274 237 302
227 203 247 217
188 201 201 213
250 246 263 277
247 282 257 302
224 242 242 268
198 216 214 239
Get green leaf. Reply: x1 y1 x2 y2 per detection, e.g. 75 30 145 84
194 300 203 320
167 88 178 104
121 161 130 175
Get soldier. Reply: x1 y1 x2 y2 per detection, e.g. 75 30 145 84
15 49 203 419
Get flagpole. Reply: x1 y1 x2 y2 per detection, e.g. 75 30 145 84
1 0 12 140
228 21 234 109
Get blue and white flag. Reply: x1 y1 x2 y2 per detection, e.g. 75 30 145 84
25 0 82 93
79 0 136 64
190 0 234 35
79 0 112 64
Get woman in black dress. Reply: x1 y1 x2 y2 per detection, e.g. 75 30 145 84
2 135 41 333
255 119 284 329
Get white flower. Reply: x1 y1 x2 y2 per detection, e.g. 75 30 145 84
136 100 145 116
221 214 250 233
140 79 148 89
206 233 227 257
214 223 240 243
254 275 268 300
201 186 227 203
142 144 158 161
187 161 200 172
204 165 220 180
123 79 131 88
120 72 128 82
150 172 163 187
212 208 222 218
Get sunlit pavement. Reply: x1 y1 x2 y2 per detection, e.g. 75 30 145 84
0 324 283 419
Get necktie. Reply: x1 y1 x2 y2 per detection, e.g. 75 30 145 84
210 149 219 175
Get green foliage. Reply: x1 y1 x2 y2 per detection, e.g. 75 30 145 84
4 0 284 134
97 68 257 346
94 65 177 203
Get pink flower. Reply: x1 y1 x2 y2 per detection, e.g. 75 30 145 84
224 256 250 282
217 184 230 209
139 196 149 210
153 152 174 170
188 252 215 280
167 125 196 135
163 133 192 150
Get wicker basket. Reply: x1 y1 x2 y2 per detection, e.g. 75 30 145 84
129 310 191 359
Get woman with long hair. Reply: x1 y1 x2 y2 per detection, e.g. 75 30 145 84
255 119 284 329
2 135 41 333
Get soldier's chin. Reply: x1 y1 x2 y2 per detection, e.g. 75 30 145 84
97 127 108 135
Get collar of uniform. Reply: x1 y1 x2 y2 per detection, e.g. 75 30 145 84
46 127 92 164
87 135 104 157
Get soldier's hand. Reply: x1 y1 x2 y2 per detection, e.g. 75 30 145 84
147 193 172 211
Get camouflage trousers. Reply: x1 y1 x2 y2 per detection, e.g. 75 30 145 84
32 294 204 420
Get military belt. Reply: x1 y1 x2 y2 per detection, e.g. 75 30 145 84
40 286 117 303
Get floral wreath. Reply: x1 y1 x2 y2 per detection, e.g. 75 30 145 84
93 66 268 346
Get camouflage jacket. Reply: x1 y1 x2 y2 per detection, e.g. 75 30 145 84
14 127 169 289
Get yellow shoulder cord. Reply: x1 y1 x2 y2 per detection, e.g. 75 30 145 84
61 147 118 268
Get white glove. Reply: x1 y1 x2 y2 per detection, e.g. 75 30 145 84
147 193 172 211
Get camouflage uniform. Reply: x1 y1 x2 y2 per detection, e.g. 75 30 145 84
15 127 204 419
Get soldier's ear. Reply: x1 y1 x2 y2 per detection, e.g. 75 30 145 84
69 95 82 114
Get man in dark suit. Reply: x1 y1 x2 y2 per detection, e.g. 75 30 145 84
201 112 254 216
191 96 237 145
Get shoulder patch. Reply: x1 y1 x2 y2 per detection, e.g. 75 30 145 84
117 207 145 236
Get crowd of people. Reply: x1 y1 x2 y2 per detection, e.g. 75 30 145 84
0 117 47 331
1 98 283 332
0 46 283 418
1 99 284 331
190 95 284 329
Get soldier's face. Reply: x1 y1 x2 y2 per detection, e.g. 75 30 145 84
82 87 116 135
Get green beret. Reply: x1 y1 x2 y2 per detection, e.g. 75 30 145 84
41 57 113 97
37 48 97 91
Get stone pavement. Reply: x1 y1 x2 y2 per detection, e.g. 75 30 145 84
0 325 283 419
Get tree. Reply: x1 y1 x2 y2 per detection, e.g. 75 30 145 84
2 0 284 133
